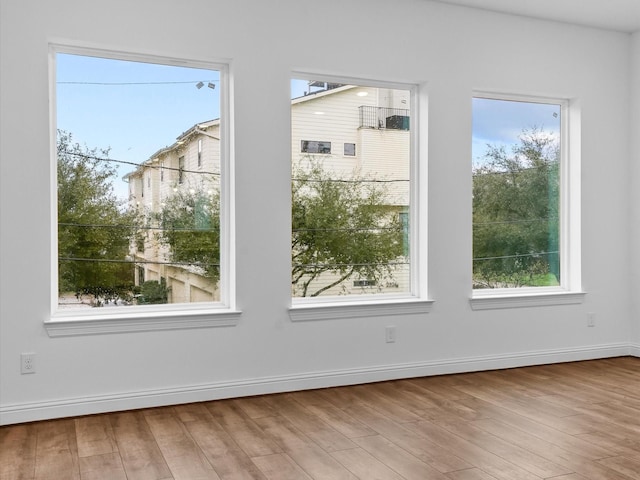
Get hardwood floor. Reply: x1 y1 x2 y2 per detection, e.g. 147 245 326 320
2 357 640 479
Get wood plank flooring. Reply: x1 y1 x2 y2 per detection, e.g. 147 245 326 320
2 356 640 479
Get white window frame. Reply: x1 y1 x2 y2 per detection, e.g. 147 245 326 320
289 73 432 321
344 143 356 157
470 92 584 310
46 44 239 336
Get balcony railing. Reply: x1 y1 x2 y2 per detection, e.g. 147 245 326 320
359 106 410 130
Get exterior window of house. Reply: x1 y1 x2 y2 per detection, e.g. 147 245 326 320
472 94 578 300
178 156 185 184
344 143 356 156
291 77 415 301
53 47 229 317
301 140 331 154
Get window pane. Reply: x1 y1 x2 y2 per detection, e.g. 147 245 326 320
291 80 411 298
472 97 561 289
56 52 221 309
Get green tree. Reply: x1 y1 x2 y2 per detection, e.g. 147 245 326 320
138 279 170 304
155 187 221 282
472 128 560 288
292 160 405 297
57 130 135 304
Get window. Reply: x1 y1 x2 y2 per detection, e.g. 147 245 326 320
471 93 581 305
301 140 331 154
344 143 356 156
291 77 417 303
53 47 232 322
353 279 376 287
178 156 185 184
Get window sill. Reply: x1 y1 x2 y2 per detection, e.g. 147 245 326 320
289 298 433 322
45 307 241 337
470 290 585 310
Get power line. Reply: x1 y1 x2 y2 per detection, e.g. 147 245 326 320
60 149 220 176
59 257 220 267
292 177 409 184
292 261 409 268
293 226 402 233
472 164 558 176
473 217 558 227
57 80 219 86
473 251 558 262
59 221 398 234
59 222 217 232
61 150 408 184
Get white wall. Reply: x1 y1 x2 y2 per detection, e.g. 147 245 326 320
0 0 634 424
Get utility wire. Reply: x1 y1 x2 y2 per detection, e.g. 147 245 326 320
59 222 217 232
58 80 219 86
60 256 406 269
473 217 558 227
61 150 408 184
293 177 409 184
292 261 409 268
293 226 401 233
472 164 558 176
473 251 558 262
59 257 220 267
59 222 398 234
61 151 410 183
60 150 221 176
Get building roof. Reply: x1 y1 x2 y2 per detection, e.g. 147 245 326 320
123 118 220 181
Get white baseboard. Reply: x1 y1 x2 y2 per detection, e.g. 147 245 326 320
0 342 633 425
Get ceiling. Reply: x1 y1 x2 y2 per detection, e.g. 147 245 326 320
431 0 640 33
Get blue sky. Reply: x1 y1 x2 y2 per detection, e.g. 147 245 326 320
56 53 220 199
472 97 561 164
57 55 561 199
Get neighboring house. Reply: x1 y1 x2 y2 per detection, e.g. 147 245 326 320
124 119 221 304
291 83 412 296
126 84 411 302
292 84 410 209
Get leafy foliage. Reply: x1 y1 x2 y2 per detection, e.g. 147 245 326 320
472 128 560 288
292 160 405 297
154 161 404 298
57 130 135 305
137 279 170 304
155 187 221 282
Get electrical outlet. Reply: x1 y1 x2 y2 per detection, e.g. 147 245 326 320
587 313 595 328
385 326 397 343
21 353 36 374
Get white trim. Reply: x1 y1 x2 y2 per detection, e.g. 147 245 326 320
0 342 629 426
470 290 586 310
289 298 434 322
48 41 226 72
45 308 241 336
471 92 581 297
49 43 236 330
629 342 640 357
290 72 428 306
